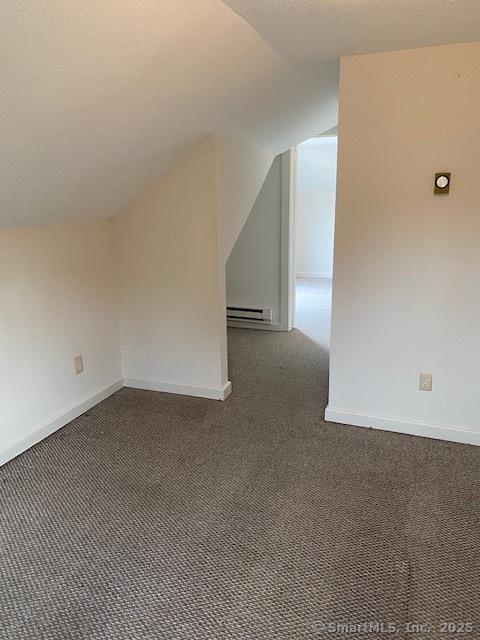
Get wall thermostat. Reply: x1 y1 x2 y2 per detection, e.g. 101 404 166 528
434 172 451 195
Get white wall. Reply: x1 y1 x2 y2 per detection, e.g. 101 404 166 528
112 137 229 399
295 137 337 278
214 135 274 367
0 133 274 466
0 221 122 464
226 156 283 325
112 134 273 398
327 42 480 446
214 135 274 262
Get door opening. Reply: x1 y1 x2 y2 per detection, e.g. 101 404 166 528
292 135 337 345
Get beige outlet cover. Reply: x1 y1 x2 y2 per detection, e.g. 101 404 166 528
74 355 84 375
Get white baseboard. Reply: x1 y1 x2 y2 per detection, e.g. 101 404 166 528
324 405 480 447
227 320 287 332
124 378 232 401
1 376 232 468
0 379 123 467
296 272 332 279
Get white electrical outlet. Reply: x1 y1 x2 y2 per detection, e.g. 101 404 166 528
74 354 84 375
419 372 432 391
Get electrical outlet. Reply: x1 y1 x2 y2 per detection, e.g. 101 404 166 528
419 372 432 391
74 354 84 375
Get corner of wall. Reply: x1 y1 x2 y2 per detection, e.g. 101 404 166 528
213 134 274 262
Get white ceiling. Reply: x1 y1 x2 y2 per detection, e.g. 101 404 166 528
0 0 336 227
2 0 480 227
224 0 480 70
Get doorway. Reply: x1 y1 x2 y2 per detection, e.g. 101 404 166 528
293 135 337 345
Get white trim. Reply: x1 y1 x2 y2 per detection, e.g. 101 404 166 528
296 272 333 279
279 149 296 332
324 405 480 447
0 379 123 467
124 378 232 401
227 320 283 332
0 377 233 468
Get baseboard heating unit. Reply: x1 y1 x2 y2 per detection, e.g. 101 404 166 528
226 306 272 324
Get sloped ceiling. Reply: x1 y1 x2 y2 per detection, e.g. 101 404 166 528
2 0 480 228
1 0 336 227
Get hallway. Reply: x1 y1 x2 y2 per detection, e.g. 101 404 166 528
1 281 479 639
294 276 332 346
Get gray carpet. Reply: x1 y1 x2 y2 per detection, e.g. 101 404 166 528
1 278 479 639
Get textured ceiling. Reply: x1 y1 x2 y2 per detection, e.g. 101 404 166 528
1 0 336 227
2 1 480 227
224 0 480 70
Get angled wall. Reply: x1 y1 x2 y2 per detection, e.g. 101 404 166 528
112 137 229 398
112 134 273 399
327 42 480 445
0 132 274 466
226 155 284 326
214 135 274 262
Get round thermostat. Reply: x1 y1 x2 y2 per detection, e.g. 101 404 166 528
434 172 451 194
436 175 449 189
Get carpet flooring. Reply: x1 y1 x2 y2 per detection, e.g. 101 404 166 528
1 278 479 639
